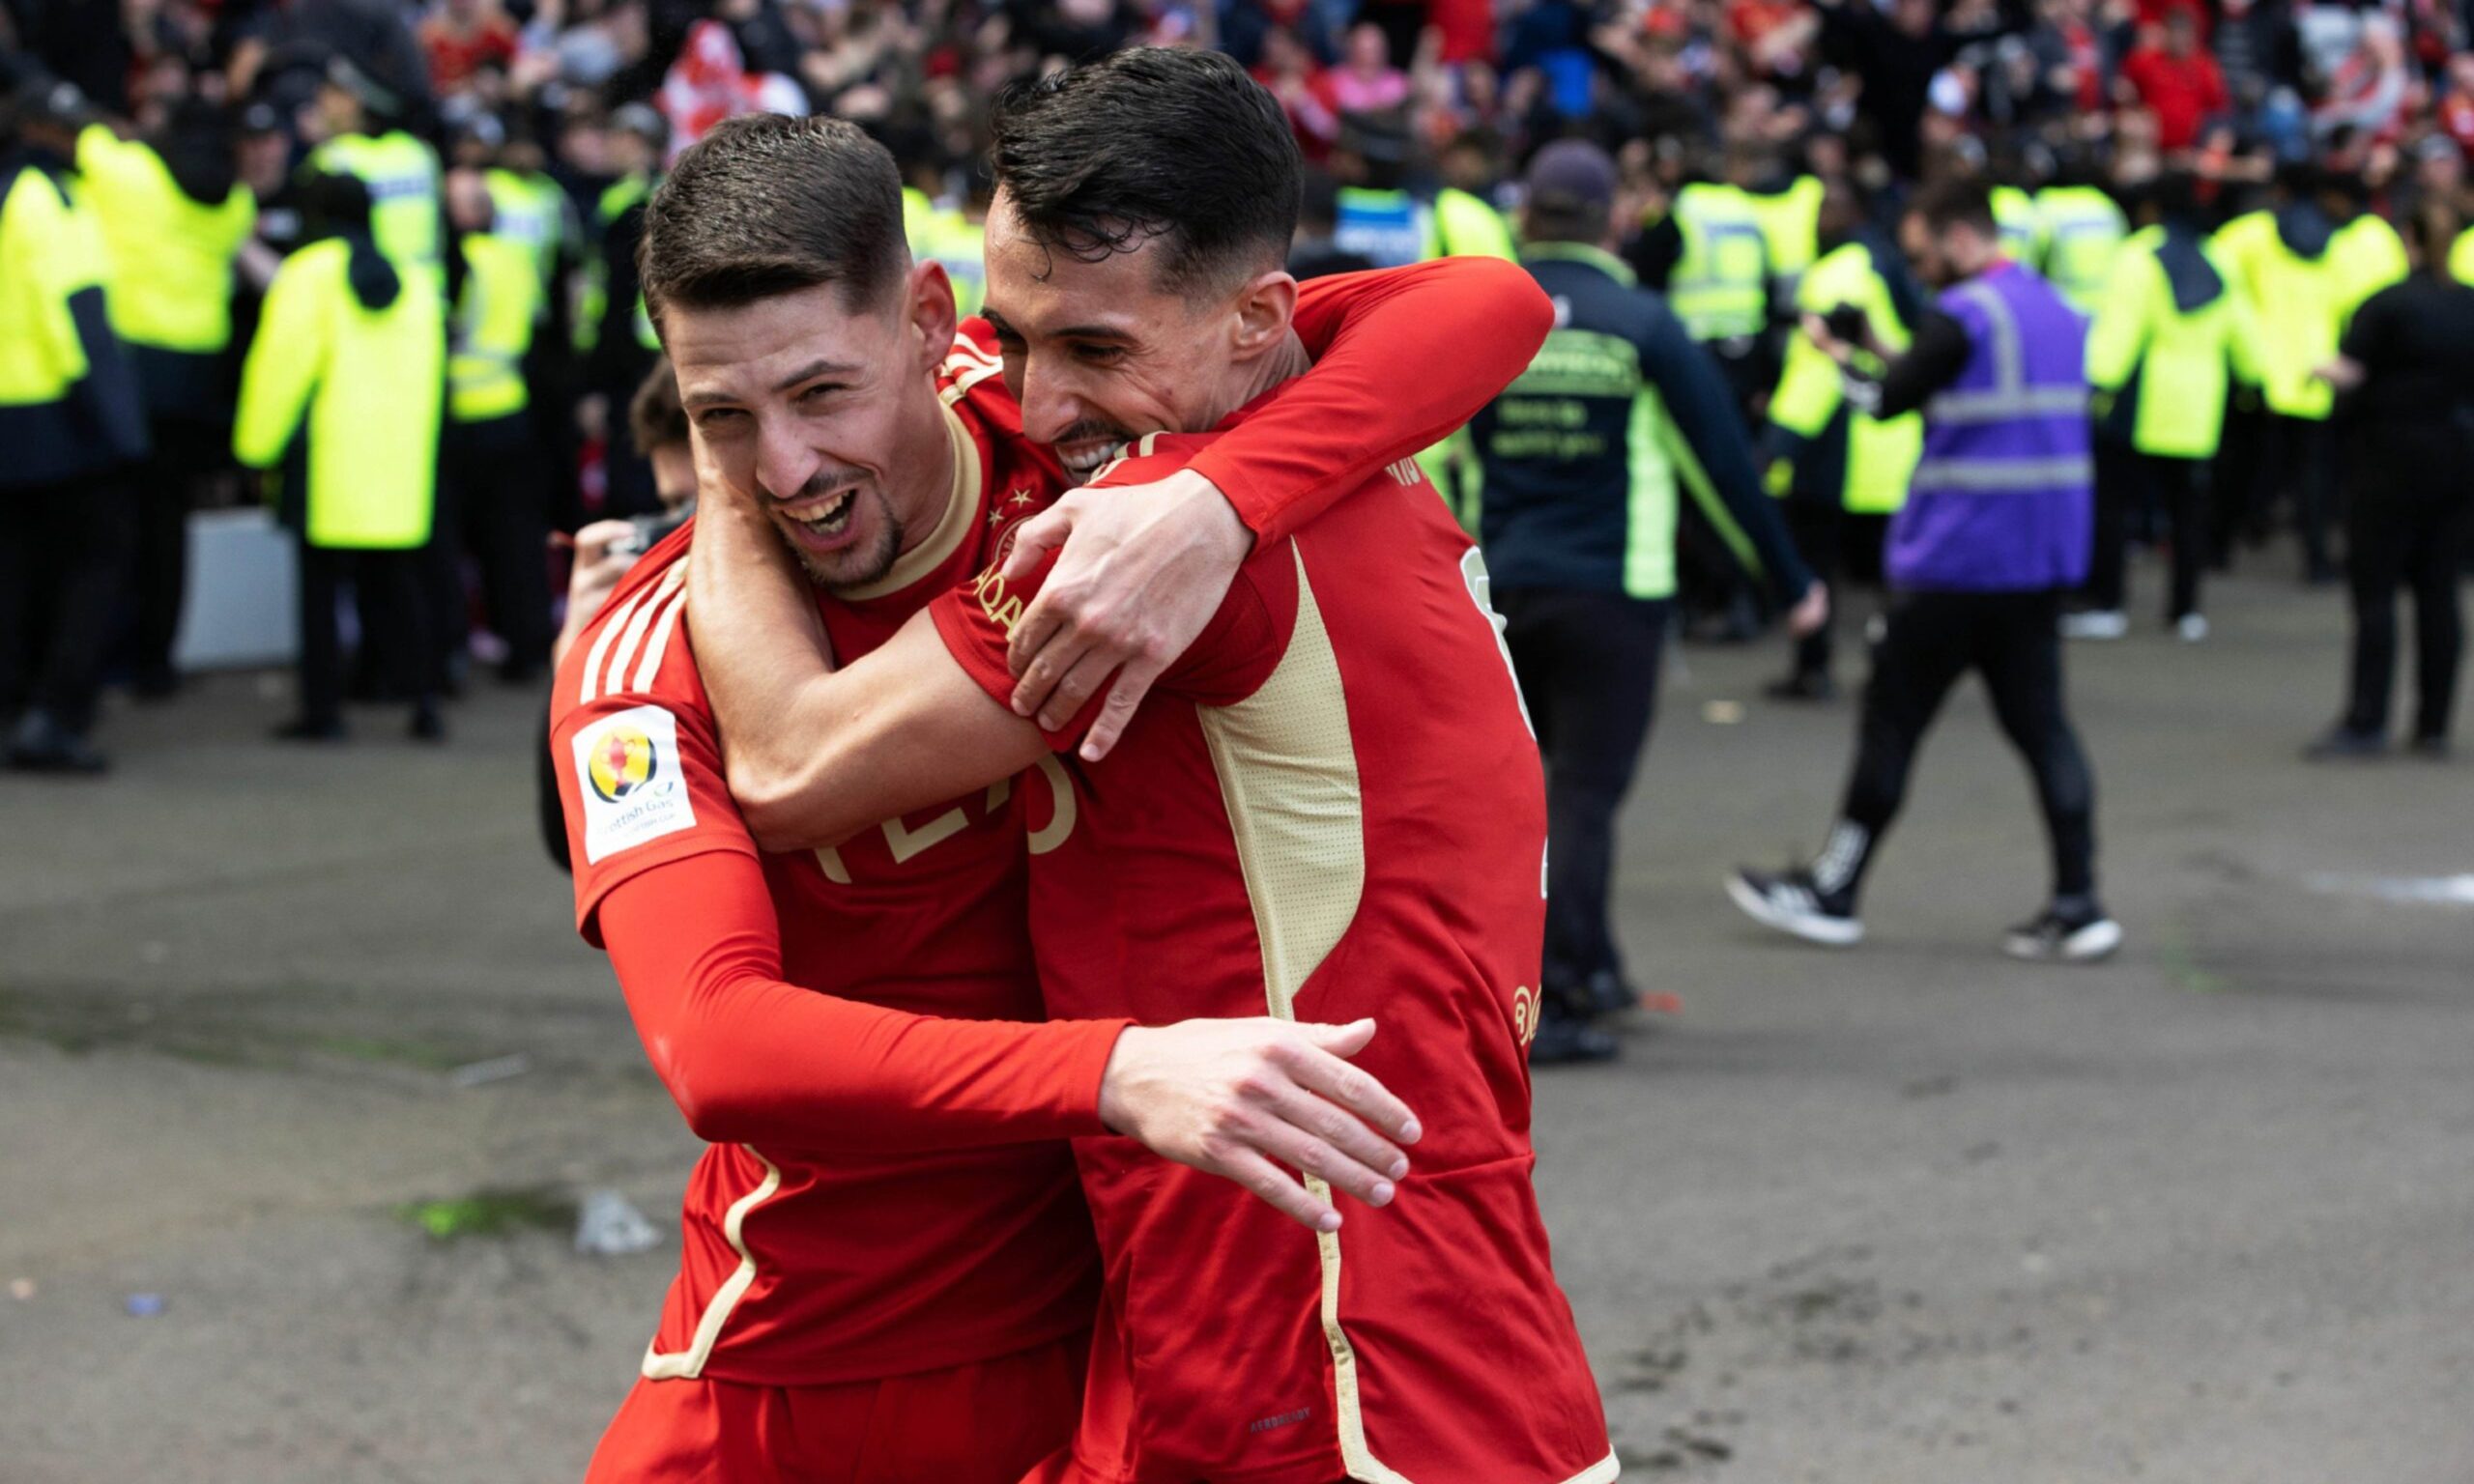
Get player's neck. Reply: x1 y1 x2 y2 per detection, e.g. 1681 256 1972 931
1204 333 1316 428
885 400 960 556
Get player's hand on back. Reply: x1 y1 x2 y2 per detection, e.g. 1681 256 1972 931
998 468 1254 761
1096 1017 1421 1234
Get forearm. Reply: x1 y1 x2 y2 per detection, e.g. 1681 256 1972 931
602 859 1127 1152
1848 310 1970 419
683 495 870 842
1188 258 1554 545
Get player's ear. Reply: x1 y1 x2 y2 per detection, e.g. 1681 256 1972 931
905 259 960 379
1227 267 1298 363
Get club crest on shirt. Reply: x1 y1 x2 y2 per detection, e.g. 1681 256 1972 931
573 704 695 863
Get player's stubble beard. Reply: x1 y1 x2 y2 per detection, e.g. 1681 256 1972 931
765 468 906 593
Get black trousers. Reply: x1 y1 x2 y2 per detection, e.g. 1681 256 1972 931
2259 414 2339 577
1841 588 2097 899
441 414 555 674
132 417 229 676
297 539 441 728
0 474 135 735
1781 499 1889 679
1499 586 1672 1000
2089 447 2208 619
2209 400 2267 567
2342 433 2471 741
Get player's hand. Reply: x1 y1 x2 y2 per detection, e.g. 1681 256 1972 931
1786 580 1829 639
1096 1017 1421 1234
997 469 1254 760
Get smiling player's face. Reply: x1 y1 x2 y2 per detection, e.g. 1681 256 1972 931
664 270 956 590
981 190 1262 485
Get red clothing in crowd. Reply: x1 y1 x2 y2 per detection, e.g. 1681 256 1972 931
2121 43 2229 152
419 14 519 95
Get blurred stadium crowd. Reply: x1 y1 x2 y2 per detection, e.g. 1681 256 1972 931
3 0 2471 771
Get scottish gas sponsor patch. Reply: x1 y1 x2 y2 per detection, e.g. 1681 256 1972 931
573 704 696 863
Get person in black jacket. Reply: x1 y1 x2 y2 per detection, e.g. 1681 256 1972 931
2309 203 2474 760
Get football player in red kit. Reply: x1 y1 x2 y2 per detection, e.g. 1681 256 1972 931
688 53 1613 1484
555 111 1558 1481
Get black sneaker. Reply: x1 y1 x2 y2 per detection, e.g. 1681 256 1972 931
1725 867 1863 947
7 711 109 775
2303 728 2386 761
2408 734 2450 760
409 699 447 743
1579 970 1638 1015
1529 1003 1620 1066
1764 671 1838 703
2002 903 2123 963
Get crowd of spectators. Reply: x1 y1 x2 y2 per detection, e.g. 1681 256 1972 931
5 0 2473 771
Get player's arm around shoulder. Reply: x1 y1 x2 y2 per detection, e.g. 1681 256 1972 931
680 484 1050 854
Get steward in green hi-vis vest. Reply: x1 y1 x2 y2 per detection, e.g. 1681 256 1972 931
1766 238 1922 516
577 169 658 356
915 203 989 317
1741 173 1824 304
1433 186 1516 260
2329 210 2407 325
235 221 444 548
2034 182 2127 317
1992 184 2043 266
1666 181 1770 343
308 129 443 273
483 165 573 304
2211 204 2343 420
75 121 253 419
1474 241 1812 604
2086 223 2255 461
449 230 542 425
0 149 149 488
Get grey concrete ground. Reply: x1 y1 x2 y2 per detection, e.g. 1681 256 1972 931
3 558 2469 1483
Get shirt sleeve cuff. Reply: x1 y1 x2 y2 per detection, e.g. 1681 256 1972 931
1053 1017 1137 1136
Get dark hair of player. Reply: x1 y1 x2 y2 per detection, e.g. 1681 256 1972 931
636 113 907 332
987 47 1302 295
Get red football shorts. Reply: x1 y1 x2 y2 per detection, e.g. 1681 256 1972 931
584 1329 1087 1484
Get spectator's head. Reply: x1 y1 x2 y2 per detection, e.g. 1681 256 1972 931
300 171 378 240
2405 198 2462 277
1332 108 1413 191
1902 180 1999 287
2161 9 2198 57
1440 128 1503 196
984 46 1303 480
1344 23 1394 76
1816 175 1865 245
2141 168 2201 229
629 358 697 512
1298 163 1344 241
638 112 951 591
608 102 669 178
444 166 495 233
1520 138 1617 248
2413 133 2463 201
310 58 399 141
2 76 88 157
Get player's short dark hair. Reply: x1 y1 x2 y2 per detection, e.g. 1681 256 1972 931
1910 180 1996 237
629 356 689 454
638 113 907 333
988 47 1300 294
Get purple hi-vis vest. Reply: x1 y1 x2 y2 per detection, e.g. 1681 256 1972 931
1885 262 2092 592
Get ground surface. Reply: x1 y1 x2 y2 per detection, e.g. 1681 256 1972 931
4 557 2469 1483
